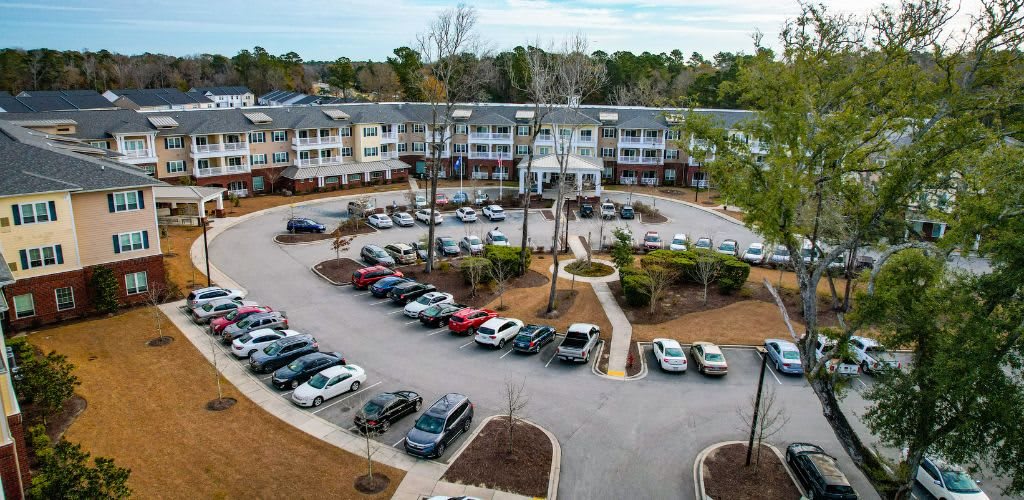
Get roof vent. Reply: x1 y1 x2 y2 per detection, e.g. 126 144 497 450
243 111 273 124
147 116 179 129
515 110 535 120
665 113 685 124
452 109 472 120
599 112 618 122
323 109 349 120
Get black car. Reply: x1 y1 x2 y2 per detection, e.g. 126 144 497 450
271 351 346 389
286 218 326 233
354 390 423 433
389 282 437 305
371 276 414 298
419 303 467 327
410 241 432 262
435 236 460 257
405 393 474 458
361 244 395 267
512 324 557 353
579 203 594 218
249 334 319 374
786 443 859 500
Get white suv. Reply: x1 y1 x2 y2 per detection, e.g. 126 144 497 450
485 229 509 246
482 205 506 221
187 286 246 309
474 317 524 349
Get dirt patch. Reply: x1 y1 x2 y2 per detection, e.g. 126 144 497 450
21 394 88 444
355 474 391 494
534 289 578 319
314 258 365 285
205 397 236 411
715 208 746 221
399 264 549 309
633 301 805 346
147 335 174 347
540 209 578 221
703 443 801 500
161 226 212 292
640 212 669 223
442 417 551 498
626 341 642 376
276 223 377 244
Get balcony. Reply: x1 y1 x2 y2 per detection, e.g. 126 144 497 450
492 172 509 180
618 156 663 165
228 188 249 198
295 157 344 167
468 151 512 161
195 162 251 178
576 135 597 145
468 132 512 143
534 135 554 145
291 136 341 149
381 150 399 160
640 177 659 186
471 172 489 180
380 131 398 143
428 132 450 143
618 136 665 148
619 176 637 185
425 148 450 158
118 148 157 165
191 142 250 158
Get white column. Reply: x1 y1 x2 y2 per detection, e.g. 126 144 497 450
317 176 325 188
364 171 371 182
146 134 155 155
215 193 224 211
575 172 583 194
518 167 526 194
385 168 392 180
595 172 602 197
535 172 543 194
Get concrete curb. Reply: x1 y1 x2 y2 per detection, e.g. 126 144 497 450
310 265 349 286
628 341 649 380
604 188 744 226
548 258 620 283
273 234 334 246
589 340 649 381
692 440 804 500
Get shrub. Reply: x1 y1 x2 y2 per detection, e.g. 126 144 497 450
622 274 652 307
28 425 132 499
641 250 695 282
89 266 119 314
718 257 751 294
484 245 531 277
460 257 493 284
610 228 634 269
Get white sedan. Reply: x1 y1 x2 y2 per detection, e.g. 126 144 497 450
456 207 478 222
742 242 766 265
291 365 366 407
474 317 524 349
483 205 506 221
231 328 300 358
415 209 444 225
404 292 454 318
367 213 393 229
391 212 415 227
652 338 688 372
916 456 989 500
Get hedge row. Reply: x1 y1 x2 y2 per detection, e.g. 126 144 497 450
483 245 532 277
630 248 751 295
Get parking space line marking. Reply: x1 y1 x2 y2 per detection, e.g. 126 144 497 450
404 319 421 325
280 390 293 397
857 378 868 389
458 341 474 349
392 437 405 447
312 381 382 414
756 353 783 385
387 309 404 315
428 328 448 336
499 348 515 359
354 291 371 296
259 375 273 381
369 300 391 306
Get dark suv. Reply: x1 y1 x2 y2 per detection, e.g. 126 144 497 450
286 218 326 233
786 443 859 499
404 393 474 458
361 245 395 267
389 282 437 305
579 203 594 218
271 351 346 389
249 334 319 374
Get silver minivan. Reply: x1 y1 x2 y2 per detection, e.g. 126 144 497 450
384 243 417 265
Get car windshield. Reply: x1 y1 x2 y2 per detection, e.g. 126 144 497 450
491 207 503 212
307 373 329 389
697 239 710 246
363 401 383 415
940 469 982 493
747 247 762 255
491 234 506 242
286 360 306 371
263 343 283 356
201 303 215 312
865 345 888 354
721 242 736 250
224 310 239 321
706 353 725 362
478 327 495 336
782 350 800 360
238 333 253 343
664 347 684 357
672 238 685 245
423 305 442 316
775 247 790 256
515 333 537 342
416 295 435 305
443 240 456 247
645 235 659 242
236 318 252 329
415 414 445 434
468 237 481 245
373 249 388 257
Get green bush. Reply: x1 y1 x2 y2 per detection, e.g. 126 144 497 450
618 265 643 284
89 266 119 314
28 425 132 499
460 257 493 284
484 245 531 277
622 274 652 307
641 250 695 282
718 257 751 294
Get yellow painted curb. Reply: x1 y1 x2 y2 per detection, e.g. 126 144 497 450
607 370 625 377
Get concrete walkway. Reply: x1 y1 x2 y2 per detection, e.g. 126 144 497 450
566 235 632 378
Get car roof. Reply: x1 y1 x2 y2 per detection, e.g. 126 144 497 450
275 333 313 345
673 233 686 238
749 242 764 248
427 393 469 416
766 338 799 350
395 212 412 217
850 335 879 346
653 338 683 349
481 317 512 328
807 453 851 486
317 365 349 378
388 243 412 249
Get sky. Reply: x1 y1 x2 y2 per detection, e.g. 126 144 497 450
0 0 982 61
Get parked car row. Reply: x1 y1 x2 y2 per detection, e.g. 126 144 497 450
650 338 730 375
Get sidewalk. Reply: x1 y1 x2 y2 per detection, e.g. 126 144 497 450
567 235 632 378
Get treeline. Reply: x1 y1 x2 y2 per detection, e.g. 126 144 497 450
0 45 754 108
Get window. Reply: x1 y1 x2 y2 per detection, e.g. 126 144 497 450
253 176 265 192
397 124 406 133
339 127 352 137
578 148 592 156
125 271 148 295
362 126 378 137
226 157 243 166
142 165 156 176
248 131 266 143
516 145 530 155
273 152 289 163
454 124 468 135
111 191 141 212
197 159 210 170
601 148 615 158
665 150 680 160
397 143 407 153
602 127 616 138
55 287 75 311
517 125 530 136
666 130 681 140
167 160 186 173
22 244 62 268
579 130 593 141
363 147 379 157
16 201 53 224
932 224 944 238
538 146 551 155
341 147 353 157
413 142 425 153
453 143 468 154
325 176 339 184
89 140 108 149
164 136 183 149
13 294 34 319
228 181 246 192
250 154 267 165
272 130 287 142
413 124 426 133
665 169 676 180
348 173 362 182
117 231 148 253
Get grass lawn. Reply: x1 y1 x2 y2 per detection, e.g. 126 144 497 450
632 300 804 345
28 308 403 499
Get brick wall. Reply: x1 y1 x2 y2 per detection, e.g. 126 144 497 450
2 413 29 499
4 254 165 331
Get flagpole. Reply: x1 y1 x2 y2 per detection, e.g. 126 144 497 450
459 155 463 195
498 156 503 201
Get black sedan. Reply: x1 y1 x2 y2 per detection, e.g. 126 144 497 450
786 443 858 500
354 390 423 434
389 282 437 305
435 236 460 257
419 303 468 327
512 324 557 353
271 351 346 390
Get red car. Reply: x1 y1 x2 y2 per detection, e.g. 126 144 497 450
351 266 404 289
435 193 449 206
209 305 272 335
448 308 498 335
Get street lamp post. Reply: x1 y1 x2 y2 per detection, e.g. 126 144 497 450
202 216 211 287
746 347 768 466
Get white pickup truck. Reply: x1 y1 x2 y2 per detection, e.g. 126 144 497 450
850 336 901 374
813 335 859 377
600 202 616 219
556 323 600 363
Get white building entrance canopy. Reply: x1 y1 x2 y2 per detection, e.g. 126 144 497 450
516 153 603 196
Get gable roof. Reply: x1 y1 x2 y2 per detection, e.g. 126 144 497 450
189 86 252 96
110 88 213 107
0 91 116 112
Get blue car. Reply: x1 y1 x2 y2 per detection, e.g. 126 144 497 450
765 338 804 374
451 191 469 204
405 393 473 458
370 276 413 298
286 218 326 233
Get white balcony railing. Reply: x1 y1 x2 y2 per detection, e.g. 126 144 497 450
640 177 659 186
425 148 450 158
228 189 249 198
380 150 399 159
619 136 665 147
295 157 343 167
380 131 398 140
191 142 249 154
576 135 597 145
535 135 554 144
471 172 489 180
492 172 509 180
468 151 513 160
468 132 513 142
121 148 155 158
619 176 637 185
291 136 341 147
618 156 663 165
195 162 250 178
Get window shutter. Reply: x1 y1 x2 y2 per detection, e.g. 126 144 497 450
142 230 150 249
48 201 57 221
137 190 145 209
55 244 64 264
19 250 28 270
11 205 20 225
112 235 121 254
164 138 169 149
107 193 115 212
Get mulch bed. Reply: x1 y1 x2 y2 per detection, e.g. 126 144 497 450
608 280 838 328
354 473 390 494
565 261 614 277
596 339 643 377
314 258 365 285
206 397 237 411
22 394 87 444
640 212 669 223
540 209 578 221
442 417 551 498
399 264 549 309
703 443 801 500
275 223 377 244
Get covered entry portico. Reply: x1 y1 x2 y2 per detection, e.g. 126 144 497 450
517 153 603 197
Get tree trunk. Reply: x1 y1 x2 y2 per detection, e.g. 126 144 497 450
425 158 438 273
519 158 535 276
547 192 564 313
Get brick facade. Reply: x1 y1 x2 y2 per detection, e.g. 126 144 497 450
0 414 30 499
4 254 165 331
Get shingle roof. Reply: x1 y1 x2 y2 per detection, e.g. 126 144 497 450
0 91 10 97
111 88 213 107
190 86 252 96
281 159 411 180
0 92 116 112
0 98 35 113
0 120 164 197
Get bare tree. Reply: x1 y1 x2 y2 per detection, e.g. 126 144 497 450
416 4 489 274
460 256 489 297
638 264 678 313
332 228 355 264
143 283 177 344
488 256 517 310
736 386 790 469
502 378 530 456
353 392 384 488
691 249 721 306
